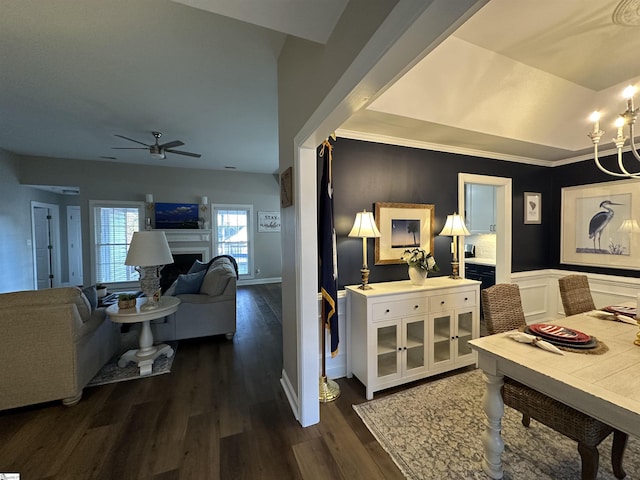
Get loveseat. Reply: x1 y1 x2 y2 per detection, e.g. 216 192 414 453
152 256 237 341
0 287 121 411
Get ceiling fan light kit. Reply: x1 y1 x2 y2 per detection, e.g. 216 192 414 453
112 131 201 159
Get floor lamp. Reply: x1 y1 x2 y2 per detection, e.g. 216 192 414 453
438 213 470 279
125 231 174 309
348 209 381 289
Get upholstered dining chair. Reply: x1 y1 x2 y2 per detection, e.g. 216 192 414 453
559 274 597 316
481 283 627 480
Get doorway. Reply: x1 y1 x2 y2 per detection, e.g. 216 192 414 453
31 202 61 289
458 173 512 285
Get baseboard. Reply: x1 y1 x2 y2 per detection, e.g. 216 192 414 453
280 369 299 422
238 277 282 286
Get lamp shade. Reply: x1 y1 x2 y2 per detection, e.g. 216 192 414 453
348 210 381 238
439 213 471 236
124 231 174 266
618 219 640 233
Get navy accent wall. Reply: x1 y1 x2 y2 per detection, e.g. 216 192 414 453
323 139 640 289
326 138 553 289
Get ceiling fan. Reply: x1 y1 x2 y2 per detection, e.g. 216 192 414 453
113 131 201 159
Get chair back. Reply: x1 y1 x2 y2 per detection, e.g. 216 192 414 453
481 283 527 335
558 275 596 316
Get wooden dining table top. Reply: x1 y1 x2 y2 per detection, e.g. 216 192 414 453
469 312 640 436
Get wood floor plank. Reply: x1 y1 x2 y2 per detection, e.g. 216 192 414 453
179 411 220 480
292 436 344 480
318 402 391 480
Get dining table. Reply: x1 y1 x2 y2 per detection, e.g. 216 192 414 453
469 311 640 479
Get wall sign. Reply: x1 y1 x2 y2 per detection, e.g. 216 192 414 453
258 211 281 232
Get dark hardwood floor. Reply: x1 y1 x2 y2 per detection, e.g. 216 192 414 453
0 284 408 479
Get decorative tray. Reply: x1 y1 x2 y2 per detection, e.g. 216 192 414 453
526 324 591 344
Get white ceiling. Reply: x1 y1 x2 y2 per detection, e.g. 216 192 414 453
2 0 640 174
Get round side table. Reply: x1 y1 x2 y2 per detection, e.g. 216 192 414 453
107 296 180 376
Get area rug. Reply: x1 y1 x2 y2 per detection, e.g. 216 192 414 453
87 327 177 387
353 369 639 480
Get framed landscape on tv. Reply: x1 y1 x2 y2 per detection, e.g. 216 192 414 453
155 202 199 229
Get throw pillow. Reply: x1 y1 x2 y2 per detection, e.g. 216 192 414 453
82 285 98 311
187 259 210 274
173 270 207 295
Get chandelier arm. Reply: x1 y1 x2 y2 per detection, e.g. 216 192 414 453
629 123 640 163
617 147 640 177
593 144 634 177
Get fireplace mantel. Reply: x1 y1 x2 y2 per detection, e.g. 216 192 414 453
158 229 212 261
159 229 211 243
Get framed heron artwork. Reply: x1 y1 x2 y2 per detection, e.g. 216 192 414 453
561 179 640 270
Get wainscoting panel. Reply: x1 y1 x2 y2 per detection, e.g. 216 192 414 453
512 269 640 322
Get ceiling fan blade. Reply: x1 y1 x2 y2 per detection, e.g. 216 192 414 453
160 140 184 149
165 148 202 158
114 134 150 147
112 147 148 150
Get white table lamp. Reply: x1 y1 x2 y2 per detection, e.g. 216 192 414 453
125 231 174 309
438 212 470 279
348 209 381 289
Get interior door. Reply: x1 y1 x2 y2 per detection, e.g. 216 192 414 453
67 205 83 286
33 206 52 289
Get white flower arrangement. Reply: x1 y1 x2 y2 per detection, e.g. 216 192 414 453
401 247 439 273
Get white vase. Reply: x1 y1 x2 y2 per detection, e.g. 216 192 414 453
408 266 427 286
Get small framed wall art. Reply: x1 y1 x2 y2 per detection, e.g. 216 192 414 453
374 202 435 265
524 192 542 224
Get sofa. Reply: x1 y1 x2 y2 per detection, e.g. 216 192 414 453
0 287 121 411
152 256 237 341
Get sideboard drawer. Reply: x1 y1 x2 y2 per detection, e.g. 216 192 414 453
429 291 476 312
372 298 427 321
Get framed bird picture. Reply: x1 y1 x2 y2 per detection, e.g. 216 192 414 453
561 179 640 270
524 192 542 224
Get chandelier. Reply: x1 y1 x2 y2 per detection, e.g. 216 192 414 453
588 85 640 177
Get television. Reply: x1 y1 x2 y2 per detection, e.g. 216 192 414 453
155 202 199 229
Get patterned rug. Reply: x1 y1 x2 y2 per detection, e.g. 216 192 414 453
353 369 639 480
87 327 177 387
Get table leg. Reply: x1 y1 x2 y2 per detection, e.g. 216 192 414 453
117 320 174 376
138 320 156 355
481 371 505 479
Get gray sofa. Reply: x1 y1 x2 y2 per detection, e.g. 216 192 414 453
0 287 120 410
152 256 237 341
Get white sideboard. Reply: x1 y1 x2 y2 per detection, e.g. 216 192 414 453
346 278 480 400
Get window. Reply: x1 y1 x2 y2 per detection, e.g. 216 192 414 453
91 201 144 284
213 205 253 278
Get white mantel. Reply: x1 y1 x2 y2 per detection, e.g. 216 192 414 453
159 229 212 261
160 229 211 243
